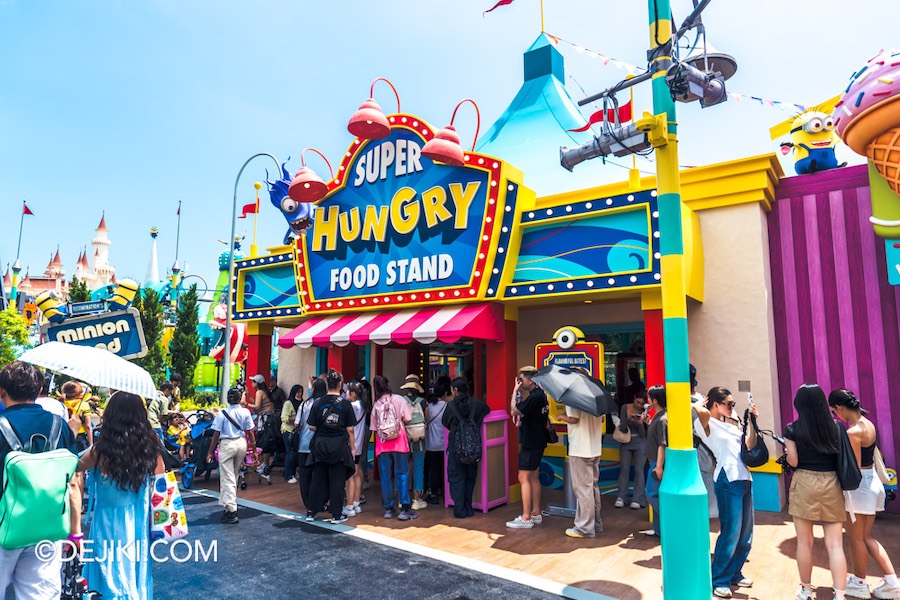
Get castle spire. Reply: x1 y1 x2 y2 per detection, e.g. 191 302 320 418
97 212 108 232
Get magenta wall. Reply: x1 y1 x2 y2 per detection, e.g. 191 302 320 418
769 165 900 482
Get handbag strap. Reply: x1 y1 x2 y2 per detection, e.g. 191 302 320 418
222 408 243 431
425 404 446 426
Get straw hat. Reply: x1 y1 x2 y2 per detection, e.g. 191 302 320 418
401 375 424 394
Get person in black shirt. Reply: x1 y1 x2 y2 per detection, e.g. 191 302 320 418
307 369 355 524
507 366 548 529
268 376 287 414
441 377 490 518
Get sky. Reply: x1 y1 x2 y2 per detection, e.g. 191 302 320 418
1 0 896 301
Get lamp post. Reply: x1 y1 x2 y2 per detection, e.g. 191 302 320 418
221 153 283 404
647 1 710 597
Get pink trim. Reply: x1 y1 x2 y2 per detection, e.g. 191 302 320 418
857 186 895 466
310 315 359 347
778 203 803 393
390 307 442 345
444 410 509 512
829 191 859 394
803 194 831 387
348 311 395 344
437 303 504 344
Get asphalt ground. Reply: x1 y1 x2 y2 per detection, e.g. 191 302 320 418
2 490 569 600
157 492 567 600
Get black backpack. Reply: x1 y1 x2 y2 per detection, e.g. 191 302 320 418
448 402 482 464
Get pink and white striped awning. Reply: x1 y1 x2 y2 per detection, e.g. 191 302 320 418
278 303 505 349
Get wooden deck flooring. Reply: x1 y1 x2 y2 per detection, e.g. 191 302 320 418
195 474 900 600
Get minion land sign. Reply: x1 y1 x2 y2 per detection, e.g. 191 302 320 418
41 308 148 359
294 114 527 314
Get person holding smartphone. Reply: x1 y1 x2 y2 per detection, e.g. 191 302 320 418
695 387 756 598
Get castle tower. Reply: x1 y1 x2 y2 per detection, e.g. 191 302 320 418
89 213 116 287
73 248 89 282
45 248 65 279
145 228 160 284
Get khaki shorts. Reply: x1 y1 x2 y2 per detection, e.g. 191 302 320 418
789 469 845 523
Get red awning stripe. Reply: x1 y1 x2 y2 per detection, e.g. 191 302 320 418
278 303 504 349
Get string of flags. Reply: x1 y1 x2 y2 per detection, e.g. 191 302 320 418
547 33 810 113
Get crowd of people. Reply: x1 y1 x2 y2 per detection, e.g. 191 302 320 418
1 353 898 600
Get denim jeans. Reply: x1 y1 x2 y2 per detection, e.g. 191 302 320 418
711 471 754 588
646 460 661 533
446 451 478 517
378 451 410 509
282 432 298 481
410 447 425 492
617 440 647 506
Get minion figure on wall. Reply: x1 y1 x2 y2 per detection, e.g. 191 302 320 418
780 111 847 175
35 290 68 324
107 279 139 311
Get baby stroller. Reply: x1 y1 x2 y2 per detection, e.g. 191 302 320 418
61 541 101 600
238 428 271 489
181 410 217 489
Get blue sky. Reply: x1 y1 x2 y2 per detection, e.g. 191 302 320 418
1 0 895 300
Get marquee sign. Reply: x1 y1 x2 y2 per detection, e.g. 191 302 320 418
41 308 148 359
294 114 525 314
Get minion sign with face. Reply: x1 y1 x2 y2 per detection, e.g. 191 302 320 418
780 111 846 175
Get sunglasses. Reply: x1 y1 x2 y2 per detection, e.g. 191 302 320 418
719 401 736 409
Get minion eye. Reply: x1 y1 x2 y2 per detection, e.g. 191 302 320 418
823 116 835 130
280 197 298 213
805 118 824 133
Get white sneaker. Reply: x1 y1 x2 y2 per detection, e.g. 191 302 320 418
531 513 543 525
847 576 872 599
796 586 815 600
286 477 298 484
411 499 428 510
342 505 357 517
505 516 534 528
713 587 732 598
629 501 641 510
352 503 362 513
614 497 625 508
874 581 900 599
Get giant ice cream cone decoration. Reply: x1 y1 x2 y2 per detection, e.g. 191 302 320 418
835 49 900 193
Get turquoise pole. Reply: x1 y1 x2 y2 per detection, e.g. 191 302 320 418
646 1 712 598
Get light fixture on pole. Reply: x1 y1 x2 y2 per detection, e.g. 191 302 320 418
561 113 665 171
422 98 481 167
288 148 334 204
347 77 401 140
221 153 283 404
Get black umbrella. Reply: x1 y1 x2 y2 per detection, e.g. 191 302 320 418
532 364 612 417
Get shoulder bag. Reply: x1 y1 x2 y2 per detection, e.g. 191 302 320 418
150 471 189 542
740 410 769 468
613 406 632 444
874 446 894 485
835 420 863 491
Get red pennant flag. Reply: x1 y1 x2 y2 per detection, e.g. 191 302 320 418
484 0 515 14
568 100 633 133
238 200 259 219
23 203 34 216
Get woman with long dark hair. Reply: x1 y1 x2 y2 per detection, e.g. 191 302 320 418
281 384 303 484
695 387 757 598
784 384 846 600
78 391 165 599
829 388 900 600
242 374 276 480
307 369 355 524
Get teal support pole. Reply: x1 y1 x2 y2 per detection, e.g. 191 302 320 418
646 1 712 598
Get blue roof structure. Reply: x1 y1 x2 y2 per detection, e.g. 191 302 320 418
477 34 612 197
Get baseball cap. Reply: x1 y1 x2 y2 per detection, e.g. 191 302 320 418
249 374 266 384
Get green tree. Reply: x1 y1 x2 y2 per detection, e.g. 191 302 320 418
68 276 91 302
0 308 29 367
169 284 200 397
133 287 167 383
169 284 200 396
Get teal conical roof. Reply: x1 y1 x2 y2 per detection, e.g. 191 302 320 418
477 34 606 197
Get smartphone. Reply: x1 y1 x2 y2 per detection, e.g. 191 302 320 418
747 392 754 412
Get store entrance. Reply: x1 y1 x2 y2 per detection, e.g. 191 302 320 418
428 341 474 393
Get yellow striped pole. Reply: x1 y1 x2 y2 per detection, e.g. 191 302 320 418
647 0 711 597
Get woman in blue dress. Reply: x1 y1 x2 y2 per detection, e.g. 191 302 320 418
79 391 165 599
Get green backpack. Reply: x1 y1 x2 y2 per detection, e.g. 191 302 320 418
405 397 426 442
0 415 78 550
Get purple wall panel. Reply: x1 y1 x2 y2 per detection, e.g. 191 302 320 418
769 166 900 512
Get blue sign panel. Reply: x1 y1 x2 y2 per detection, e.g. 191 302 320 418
301 127 491 303
69 300 107 316
888 240 900 286
42 308 148 359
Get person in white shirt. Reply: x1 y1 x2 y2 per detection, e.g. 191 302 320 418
556 404 605 539
695 387 758 599
207 388 256 524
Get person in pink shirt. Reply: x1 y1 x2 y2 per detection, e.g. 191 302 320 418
370 376 415 521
